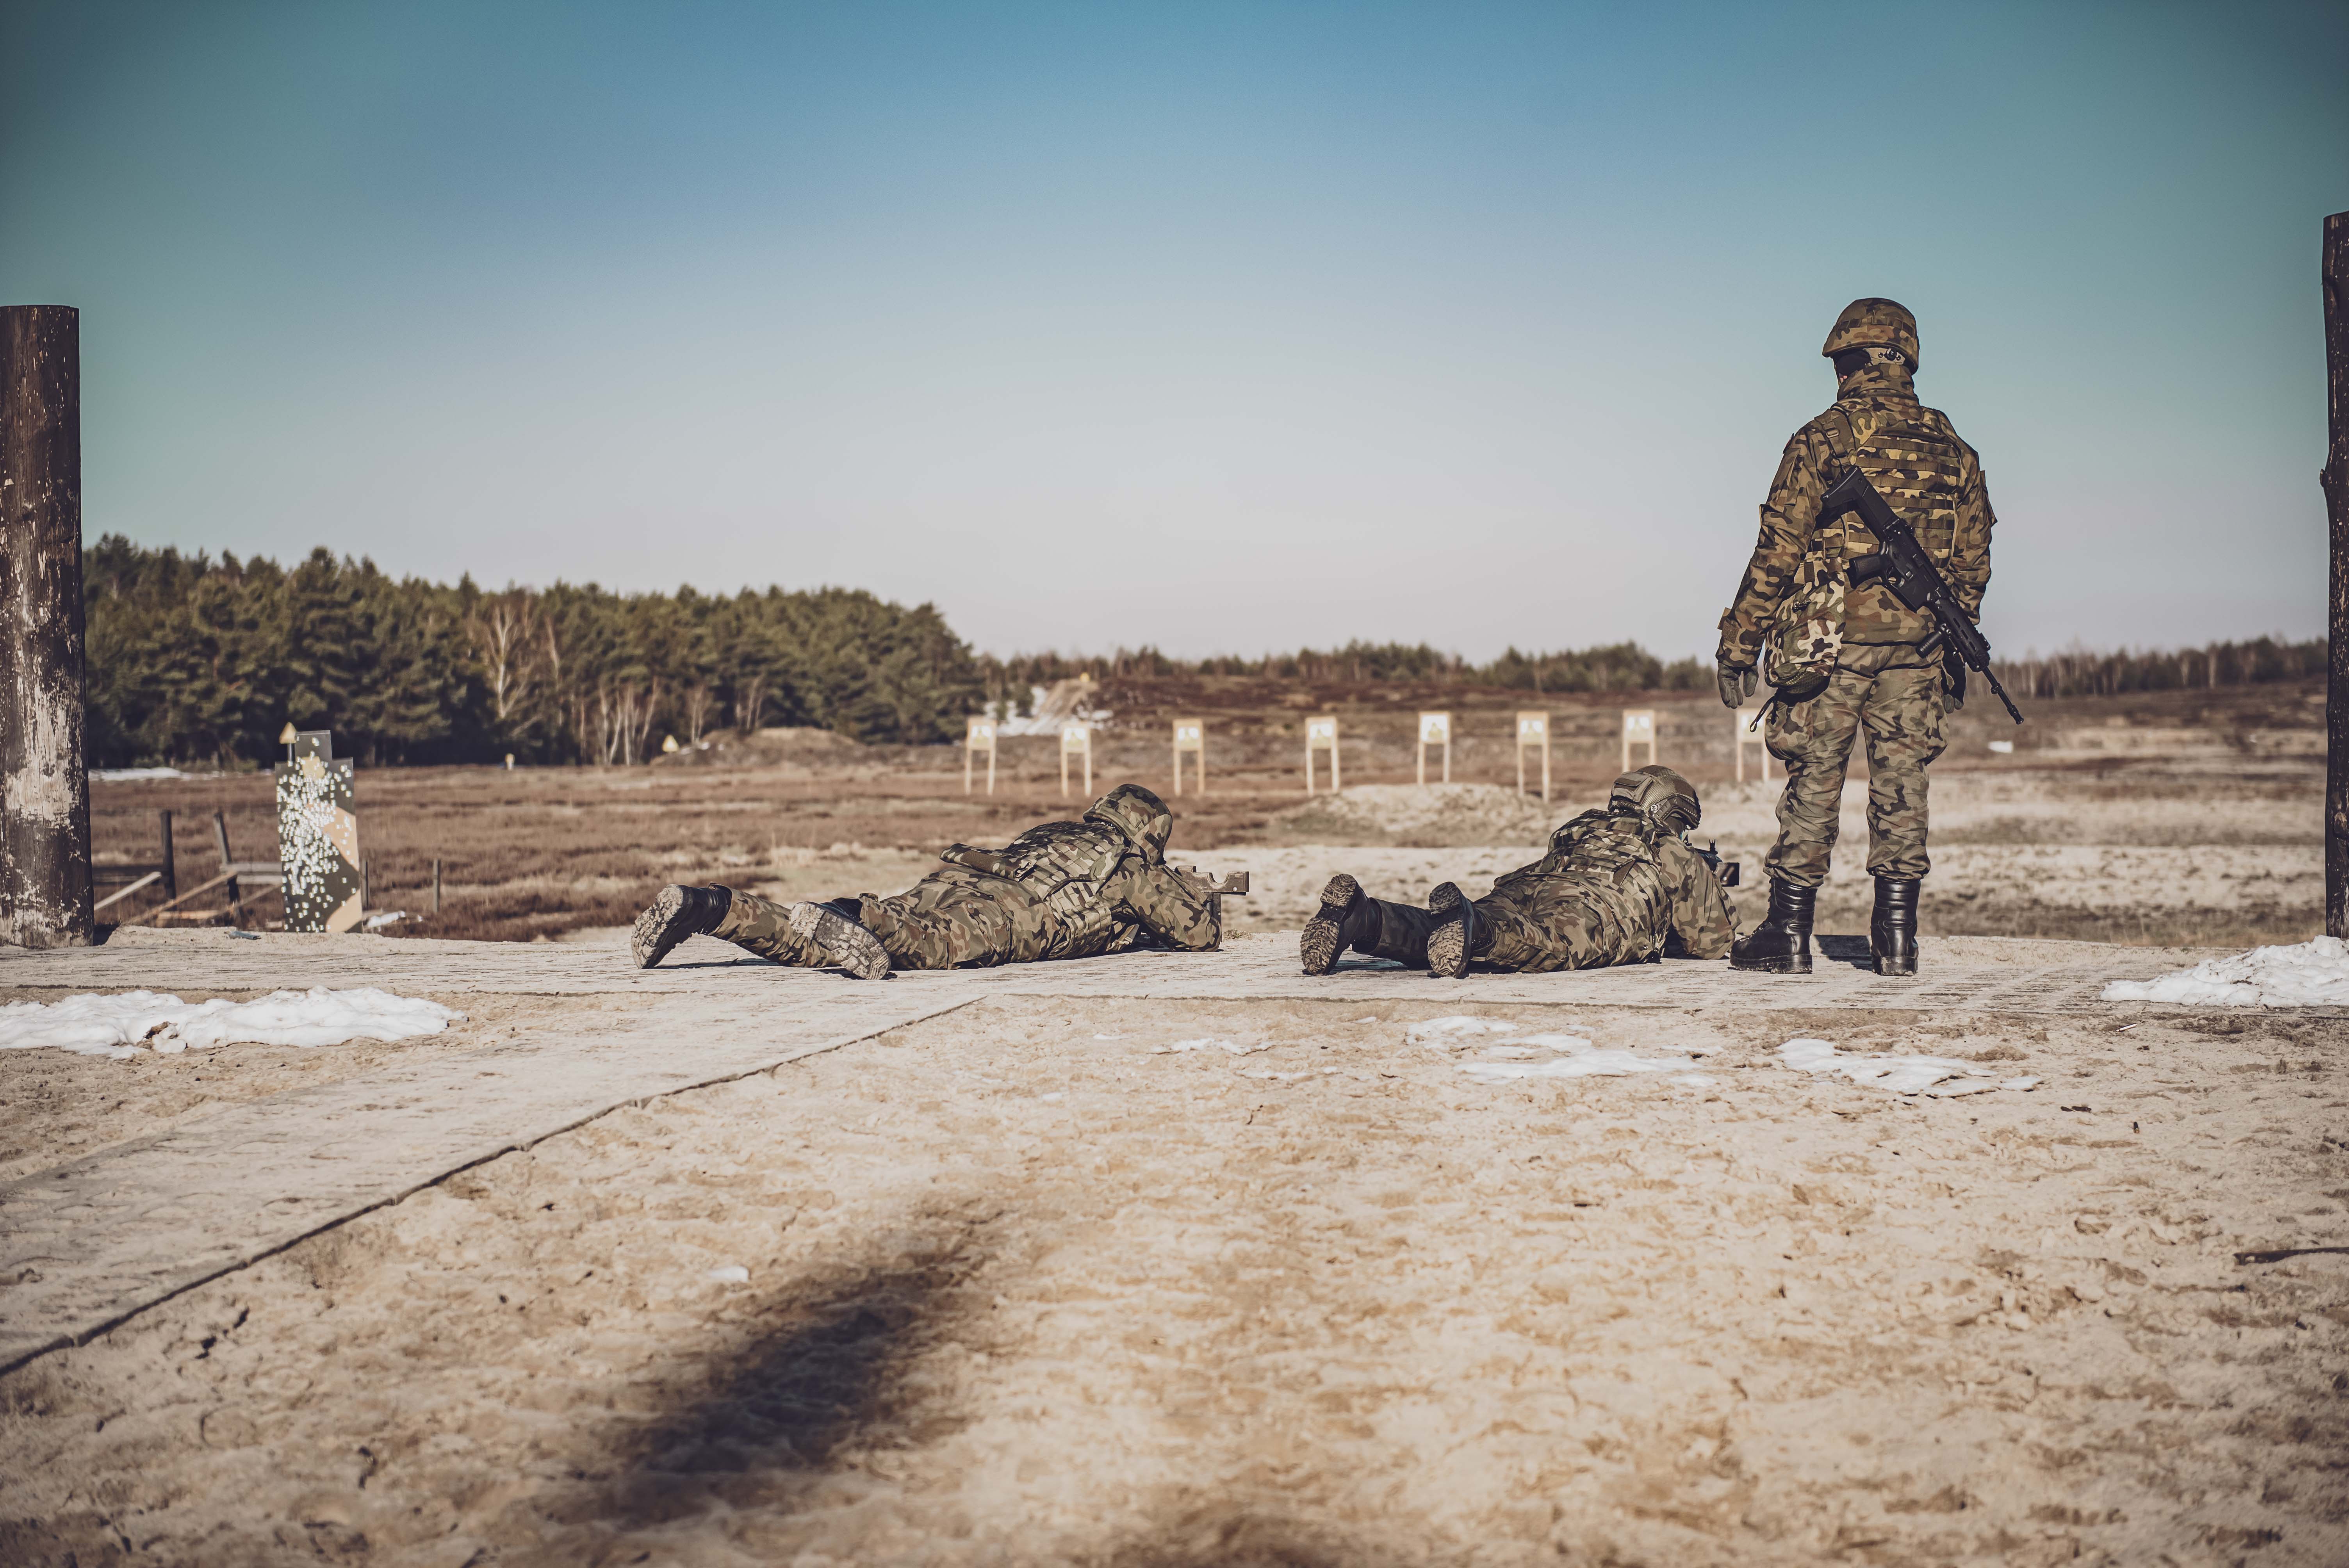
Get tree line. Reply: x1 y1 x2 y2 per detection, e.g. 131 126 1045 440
81 537 2325 768
983 640 1713 704
1989 637 2325 700
85 538 983 768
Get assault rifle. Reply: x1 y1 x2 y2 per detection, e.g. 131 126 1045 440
944 843 1249 898
1173 866 1251 898
1819 469 2025 725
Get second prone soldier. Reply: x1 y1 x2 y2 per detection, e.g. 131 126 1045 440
630 783 1221 976
1299 766 1736 977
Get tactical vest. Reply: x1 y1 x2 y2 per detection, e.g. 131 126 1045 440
1493 811 1675 959
1825 397 1967 643
1765 394 1969 681
941 821 1129 958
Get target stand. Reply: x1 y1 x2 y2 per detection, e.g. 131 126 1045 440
1734 706 1771 783
1416 711 1452 786
1304 715 1341 794
1172 717 1206 796
964 717 998 795
1060 724 1093 798
1620 709 1657 772
1515 711 1551 801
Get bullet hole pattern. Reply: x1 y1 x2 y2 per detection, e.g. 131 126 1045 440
276 750 362 933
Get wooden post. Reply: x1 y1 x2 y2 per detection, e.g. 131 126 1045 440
2326 210 2349 937
432 857 442 915
212 809 237 908
158 809 176 899
0 306 89 948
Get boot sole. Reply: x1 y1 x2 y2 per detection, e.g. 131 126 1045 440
1873 955 1918 977
788 902 893 980
1426 882 1471 979
631 886 699 969
1299 874 1362 976
1731 952 1813 975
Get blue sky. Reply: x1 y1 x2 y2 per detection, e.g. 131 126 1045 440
5 0 2344 661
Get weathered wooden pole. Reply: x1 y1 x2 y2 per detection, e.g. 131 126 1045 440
0 306 91 948
2326 213 2349 939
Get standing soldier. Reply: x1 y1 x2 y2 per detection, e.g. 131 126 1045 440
1715 299 1995 976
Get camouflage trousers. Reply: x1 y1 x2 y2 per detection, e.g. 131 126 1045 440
1477 882 1657 973
711 873 1046 970
1762 641 1946 887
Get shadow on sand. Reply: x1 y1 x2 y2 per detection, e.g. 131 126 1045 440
590 1215 989 1531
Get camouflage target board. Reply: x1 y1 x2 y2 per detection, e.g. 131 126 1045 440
276 730 363 934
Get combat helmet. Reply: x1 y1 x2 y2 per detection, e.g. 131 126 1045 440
1085 782 1174 865
1821 297 1919 366
1608 765 1701 837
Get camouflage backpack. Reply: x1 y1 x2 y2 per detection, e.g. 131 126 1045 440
1766 398 1966 691
1763 433 1857 694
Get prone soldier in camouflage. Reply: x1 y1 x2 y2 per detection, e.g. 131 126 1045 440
629 783 1222 977
1715 299 1995 976
1299 767 1736 978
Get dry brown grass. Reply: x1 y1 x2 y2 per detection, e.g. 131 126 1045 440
87 678 2324 947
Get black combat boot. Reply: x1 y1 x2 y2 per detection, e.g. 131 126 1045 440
1426 882 1488 979
1729 879 1815 975
632 883 733 969
1301 875 1441 974
1870 877 1921 977
784 900 893 979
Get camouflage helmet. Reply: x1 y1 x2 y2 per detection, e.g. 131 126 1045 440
1821 297 1919 366
1608 765 1701 836
1085 782 1173 864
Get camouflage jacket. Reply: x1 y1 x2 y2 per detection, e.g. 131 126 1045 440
1717 361 1995 668
1486 809 1737 960
937 819 1221 960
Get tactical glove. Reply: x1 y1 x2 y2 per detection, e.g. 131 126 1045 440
1716 662 1756 710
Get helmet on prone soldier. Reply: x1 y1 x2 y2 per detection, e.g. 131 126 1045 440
1085 783 1174 864
1821 297 1919 367
1608 766 1701 837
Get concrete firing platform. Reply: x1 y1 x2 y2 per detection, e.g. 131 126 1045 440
0 927 2205 1373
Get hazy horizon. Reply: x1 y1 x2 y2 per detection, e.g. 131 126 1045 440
7 2 2344 664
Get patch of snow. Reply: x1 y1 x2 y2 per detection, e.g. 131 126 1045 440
364 911 408 930
1155 1037 1271 1056
1405 1016 1522 1045
2100 935 2349 1009
706 1265 750 1284
1457 1034 1708 1083
93 766 187 782
1778 1037 2039 1097
0 987 465 1059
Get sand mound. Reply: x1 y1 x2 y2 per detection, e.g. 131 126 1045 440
1270 783 1579 846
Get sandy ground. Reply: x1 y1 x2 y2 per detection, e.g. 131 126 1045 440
7 739 2339 1564
1216 765 2322 947
3 990 2346 1566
